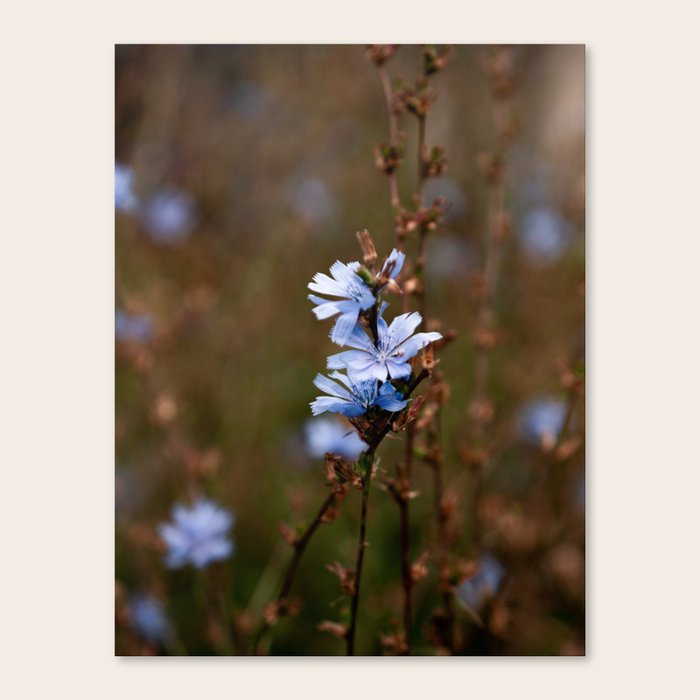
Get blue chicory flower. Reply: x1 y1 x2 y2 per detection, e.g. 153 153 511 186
304 417 368 460
115 309 153 344
308 249 406 346
308 261 376 346
326 310 442 382
519 207 571 264
129 595 172 645
456 554 505 611
141 187 197 245
380 248 406 281
310 372 408 418
518 397 567 448
157 499 234 570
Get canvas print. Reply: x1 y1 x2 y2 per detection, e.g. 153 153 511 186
115 44 585 656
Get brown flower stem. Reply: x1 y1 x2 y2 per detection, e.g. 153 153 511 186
278 491 338 601
376 64 401 210
347 448 376 655
398 497 412 654
428 410 456 652
397 424 415 654
417 114 427 200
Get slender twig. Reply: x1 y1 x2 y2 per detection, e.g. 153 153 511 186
412 58 457 653
343 371 430 655
427 408 456 651
417 115 427 200
347 448 375 655
278 491 338 600
376 64 401 211
254 489 339 654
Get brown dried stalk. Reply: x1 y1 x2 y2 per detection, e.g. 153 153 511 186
346 447 375 655
371 45 458 655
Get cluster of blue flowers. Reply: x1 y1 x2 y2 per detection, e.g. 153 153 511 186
308 249 442 422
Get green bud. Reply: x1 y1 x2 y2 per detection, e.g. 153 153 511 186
357 266 374 285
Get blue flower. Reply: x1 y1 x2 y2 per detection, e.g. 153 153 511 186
115 309 153 344
129 595 172 645
158 499 234 570
304 417 368 460
518 397 567 448
308 249 406 346
380 248 406 281
456 554 505 611
327 310 441 382
308 260 377 346
310 372 408 418
141 187 197 245
519 207 571 264
115 163 139 213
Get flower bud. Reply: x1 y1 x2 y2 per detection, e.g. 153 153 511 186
356 229 377 266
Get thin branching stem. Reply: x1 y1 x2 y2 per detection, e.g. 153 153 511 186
254 490 339 654
376 64 401 211
278 491 338 600
347 448 375 655
417 114 427 200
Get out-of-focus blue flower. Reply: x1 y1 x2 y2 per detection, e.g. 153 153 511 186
304 417 367 460
141 187 197 245
115 309 153 344
457 554 505 611
308 250 405 346
518 207 571 263
158 499 234 570
518 397 567 448
291 177 338 226
130 595 172 645
115 163 139 213
308 260 376 346
310 372 408 417
327 310 441 382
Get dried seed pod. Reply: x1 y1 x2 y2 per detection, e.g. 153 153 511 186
326 561 356 596
356 229 378 267
410 551 430 583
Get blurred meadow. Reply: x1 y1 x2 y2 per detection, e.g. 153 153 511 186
115 44 585 656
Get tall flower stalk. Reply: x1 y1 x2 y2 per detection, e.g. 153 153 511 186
309 244 440 654
370 44 455 653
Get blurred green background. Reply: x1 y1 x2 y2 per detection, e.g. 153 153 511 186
115 44 585 655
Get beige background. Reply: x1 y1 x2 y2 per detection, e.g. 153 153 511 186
2 0 699 697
